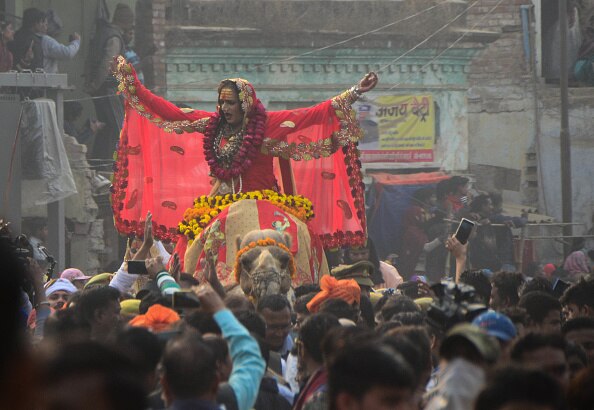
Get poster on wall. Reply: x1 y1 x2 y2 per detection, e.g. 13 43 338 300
356 95 435 163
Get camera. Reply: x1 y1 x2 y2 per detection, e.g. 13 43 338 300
426 281 487 333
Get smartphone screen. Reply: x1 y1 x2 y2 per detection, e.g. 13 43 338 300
454 218 475 245
127 260 148 274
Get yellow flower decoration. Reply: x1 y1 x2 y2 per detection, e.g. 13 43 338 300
178 190 315 239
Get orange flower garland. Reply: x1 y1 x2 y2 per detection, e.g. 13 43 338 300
233 238 297 282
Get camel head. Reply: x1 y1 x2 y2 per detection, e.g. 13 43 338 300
235 229 294 303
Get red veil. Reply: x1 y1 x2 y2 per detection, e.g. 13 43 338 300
111 57 367 248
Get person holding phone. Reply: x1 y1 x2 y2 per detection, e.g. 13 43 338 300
466 194 502 272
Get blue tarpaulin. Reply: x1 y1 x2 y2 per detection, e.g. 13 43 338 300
367 172 449 259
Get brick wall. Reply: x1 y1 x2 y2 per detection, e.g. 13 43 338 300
467 0 532 87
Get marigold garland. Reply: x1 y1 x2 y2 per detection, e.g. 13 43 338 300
178 190 314 240
233 238 297 282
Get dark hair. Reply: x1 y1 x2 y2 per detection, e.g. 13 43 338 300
491 271 525 307
321 326 377 365
44 341 147 410
294 292 316 315
520 276 554 296
224 294 255 313
382 336 424 386
328 343 415 409
562 316 594 335
203 335 229 366
115 327 162 375
185 310 221 335
436 179 452 200
161 332 217 399
460 270 492 304
449 175 469 189
385 326 432 372
294 284 321 298
560 279 594 309
43 307 90 340
500 306 528 326
77 286 120 325
376 320 405 335
397 281 425 299
510 332 567 362
319 298 359 322
518 291 561 325
299 313 340 364
489 192 503 209
380 295 421 322
234 310 266 339
21 8 46 30
389 311 426 326
257 294 291 313
474 366 566 410
470 194 491 213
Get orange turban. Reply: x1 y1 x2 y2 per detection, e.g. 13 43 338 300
129 304 180 332
306 275 361 313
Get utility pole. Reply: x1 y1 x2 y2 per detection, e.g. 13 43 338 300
559 0 572 256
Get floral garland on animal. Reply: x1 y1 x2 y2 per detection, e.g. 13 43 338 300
202 79 268 181
233 238 297 282
178 190 315 239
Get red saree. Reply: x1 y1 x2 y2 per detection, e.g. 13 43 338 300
111 57 366 248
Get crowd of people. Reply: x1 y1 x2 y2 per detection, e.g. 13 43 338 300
392 175 594 288
2 206 594 410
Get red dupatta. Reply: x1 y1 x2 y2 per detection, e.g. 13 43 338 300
111 57 366 248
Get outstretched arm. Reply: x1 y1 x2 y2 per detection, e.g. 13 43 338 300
113 56 211 133
335 71 379 105
264 72 379 159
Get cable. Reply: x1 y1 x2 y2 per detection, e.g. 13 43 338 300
377 0 482 74
177 1 452 87
259 1 450 66
64 94 120 103
387 0 508 90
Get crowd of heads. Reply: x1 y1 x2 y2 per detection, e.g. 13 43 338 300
3 211 594 410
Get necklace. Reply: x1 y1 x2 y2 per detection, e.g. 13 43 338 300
202 106 267 182
213 124 244 168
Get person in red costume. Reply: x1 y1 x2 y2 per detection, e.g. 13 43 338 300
111 56 378 249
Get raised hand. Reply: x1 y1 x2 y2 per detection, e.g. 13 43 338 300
192 282 226 314
357 72 379 94
146 256 166 280
142 211 154 248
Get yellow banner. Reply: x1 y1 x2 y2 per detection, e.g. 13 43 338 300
375 95 435 150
